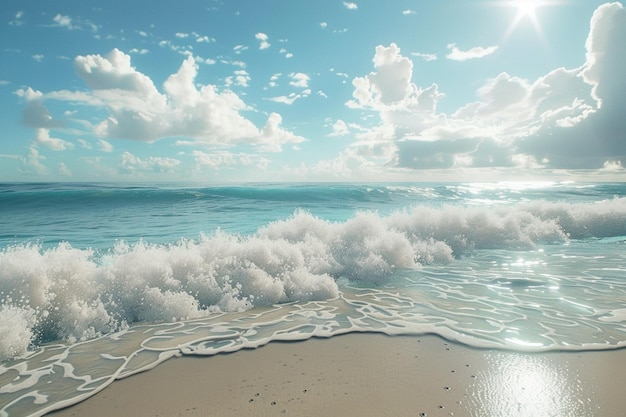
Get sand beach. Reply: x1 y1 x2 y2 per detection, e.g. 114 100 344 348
47 333 626 417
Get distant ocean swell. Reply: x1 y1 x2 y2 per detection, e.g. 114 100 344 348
2 197 626 361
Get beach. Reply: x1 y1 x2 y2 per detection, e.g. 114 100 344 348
4 183 626 417
47 333 626 417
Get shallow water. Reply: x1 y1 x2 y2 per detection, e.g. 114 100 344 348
2 182 626 416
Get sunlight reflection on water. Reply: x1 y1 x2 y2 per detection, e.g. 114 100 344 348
468 352 593 417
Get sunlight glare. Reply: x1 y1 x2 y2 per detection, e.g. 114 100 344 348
515 0 539 18
500 0 551 41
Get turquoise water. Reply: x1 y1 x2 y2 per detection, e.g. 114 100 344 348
1 182 626 416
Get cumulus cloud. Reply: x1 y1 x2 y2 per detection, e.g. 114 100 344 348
193 150 270 170
344 7 626 174
518 2 626 169
268 73 311 104
34 128 73 151
446 43 498 61
343 2 358 10
119 151 181 174
20 147 46 175
52 13 97 32
255 32 271 49
289 72 310 88
347 43 439 110
16 87 65 129
225 70 251 87
256 113 306 151
329 119 350 136
53 14 73 29
27 49 305 152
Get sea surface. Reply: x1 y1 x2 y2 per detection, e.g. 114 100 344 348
1 182 626 416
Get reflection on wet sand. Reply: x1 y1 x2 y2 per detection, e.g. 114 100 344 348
468 351 593 416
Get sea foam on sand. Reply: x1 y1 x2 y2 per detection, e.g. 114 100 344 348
47 333 626 417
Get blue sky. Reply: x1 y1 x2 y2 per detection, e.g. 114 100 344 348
1 0 625 182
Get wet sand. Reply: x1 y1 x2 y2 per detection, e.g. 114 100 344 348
48 333 626 417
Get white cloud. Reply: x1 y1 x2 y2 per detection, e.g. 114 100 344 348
15 87 65 129
320 22 328 28
342 44 529 170
329 119 350 136
98 139 114 152
53 14 73 29
411 52 437 62
341 3 626 174
446 43 498 61
267 73 281 88
233 45 249 54
129 48 149 55
34 128 73 151
343 2 358 10
119 151 181 174
196 35 214 43
255 32 271 49
347 43 429 109
195 56 216 65
52 13 97 32
175 32 189 38
192 150 270 170
518 2 626 169
602 160 624 171
268 73 311 104
225 70 251 87
289 72 310 88
255 113 306 152
402 10 416 15
287 148 382 181
269 89 311 105
32 54 44 62
57 162 72 177
10 11 25 26
29 49 304 152
21 147 46 175
279 48 293 58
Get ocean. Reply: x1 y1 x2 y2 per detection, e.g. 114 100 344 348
1 182 626 416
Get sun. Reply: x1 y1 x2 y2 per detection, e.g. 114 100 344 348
500 0 551 40
514 0 540 19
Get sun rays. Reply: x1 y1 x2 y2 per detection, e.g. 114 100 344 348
498 0 556 41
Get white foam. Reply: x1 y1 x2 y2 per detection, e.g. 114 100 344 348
2 198 626 360
0 305 36 361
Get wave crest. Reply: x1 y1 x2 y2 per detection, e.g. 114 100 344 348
2 197 626 360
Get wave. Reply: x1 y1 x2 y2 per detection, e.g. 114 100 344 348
2 197 626 360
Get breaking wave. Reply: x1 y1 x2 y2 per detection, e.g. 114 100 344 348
2 197 626 360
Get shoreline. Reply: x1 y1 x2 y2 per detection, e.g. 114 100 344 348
47 333 626 417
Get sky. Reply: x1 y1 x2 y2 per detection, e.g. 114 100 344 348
1 0 625 183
